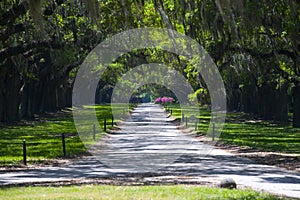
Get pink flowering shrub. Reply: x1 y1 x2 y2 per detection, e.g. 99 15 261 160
154 97 174 104
167 97 174 103
154 97 161 103
161 97 168 103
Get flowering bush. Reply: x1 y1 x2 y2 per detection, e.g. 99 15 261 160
167 97 174 103
154 97 161 103
154 97 174 104
161 97 168 103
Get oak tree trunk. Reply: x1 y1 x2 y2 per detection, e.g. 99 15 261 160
292 83 300 128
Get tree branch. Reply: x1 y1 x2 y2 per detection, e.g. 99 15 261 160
0 40 62 63
0 0 64 27
230 47 297 60
0 24 27 43
0 1 28 26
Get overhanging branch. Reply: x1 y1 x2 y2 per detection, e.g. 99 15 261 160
0 40 62 63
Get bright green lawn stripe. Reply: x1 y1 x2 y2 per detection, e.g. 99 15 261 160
1 103 299 165
0 104 134 165
166 104 300 154
0 185 283 200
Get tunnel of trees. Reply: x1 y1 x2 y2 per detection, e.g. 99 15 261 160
0 0 299 127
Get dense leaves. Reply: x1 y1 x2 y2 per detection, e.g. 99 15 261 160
0 0 299 127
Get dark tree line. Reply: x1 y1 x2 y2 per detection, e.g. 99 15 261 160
0 0 299 127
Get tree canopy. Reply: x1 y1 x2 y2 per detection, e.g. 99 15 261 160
0 0 299 127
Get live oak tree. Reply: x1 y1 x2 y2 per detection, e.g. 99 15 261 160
0 0 101 121
0 0 299 127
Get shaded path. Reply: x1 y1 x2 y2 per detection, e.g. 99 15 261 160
0 103 300 198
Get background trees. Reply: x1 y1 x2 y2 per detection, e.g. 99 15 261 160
0 0 299 127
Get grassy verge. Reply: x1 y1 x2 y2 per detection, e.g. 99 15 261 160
0 185 284 200
0 104 135 166
1 102 299 166
165 104 300 154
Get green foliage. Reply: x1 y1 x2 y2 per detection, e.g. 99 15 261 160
1 0 300 123
1 0 300 144
188 88 210 105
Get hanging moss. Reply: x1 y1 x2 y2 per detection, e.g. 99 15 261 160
27 0 45 32
82 0 99 22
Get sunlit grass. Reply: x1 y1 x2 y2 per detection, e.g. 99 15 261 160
0 118 83 164
0 104 136 166
0 185 282 200
1 103 299 166
166 104 300 153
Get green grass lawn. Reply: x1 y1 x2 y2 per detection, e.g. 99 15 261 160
166 104 300 154
0 104 135 166
0 103 299 166
0 185 284 200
